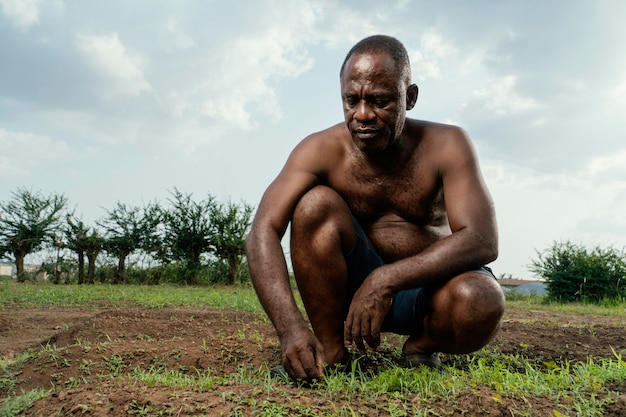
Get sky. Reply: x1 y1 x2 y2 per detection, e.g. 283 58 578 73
1 0 626 279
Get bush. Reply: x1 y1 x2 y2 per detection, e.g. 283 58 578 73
203 260 251 285
530 241 626 303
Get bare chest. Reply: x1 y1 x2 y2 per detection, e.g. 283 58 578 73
329 159 445 227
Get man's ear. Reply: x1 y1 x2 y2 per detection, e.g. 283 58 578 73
406 84 418 110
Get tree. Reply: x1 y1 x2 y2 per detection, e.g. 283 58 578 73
210 199 253 285
0 188 68 282
99 202 161 284
530 241 626 303
83 229 104 284
160 189 215 284
65 215 90 284
65 215 103 284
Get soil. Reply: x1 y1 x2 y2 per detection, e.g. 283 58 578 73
1 305 625 416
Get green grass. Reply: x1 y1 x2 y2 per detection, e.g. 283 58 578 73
83 349 626 416
0 389 50 417
1 282 625 416
0 281 265 312
506 293 626 317
5 281 624 318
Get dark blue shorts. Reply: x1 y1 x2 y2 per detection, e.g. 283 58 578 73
344 218 495 335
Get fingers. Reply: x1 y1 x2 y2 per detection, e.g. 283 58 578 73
284 344 325 381
344 312 354 345
345 307 383 351
315 351 325 376
357 313 369 351
366 315 382 350
345 309 369 352
344 309 365 351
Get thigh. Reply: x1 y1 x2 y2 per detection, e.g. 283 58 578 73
344 219 422 335
344 217 384 306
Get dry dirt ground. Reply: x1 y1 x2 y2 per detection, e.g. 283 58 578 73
1 306 625 416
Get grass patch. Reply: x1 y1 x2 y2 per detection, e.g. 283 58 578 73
0 281 266 312
506 296 626 318
1 349 48 417
125 349 626 416
1 389 50 417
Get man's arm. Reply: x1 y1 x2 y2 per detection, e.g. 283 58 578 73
345 125 497 349
245 134 335 379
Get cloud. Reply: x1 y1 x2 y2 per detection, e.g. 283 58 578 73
152 2 322 139
74 32 153 98
578 216 626 239
162 20 195 51
409 32 457 80
587 150 626 183
472 75 538 116
485 161 626 278
613 77 626 106
0 128 73 177
0 0 40 31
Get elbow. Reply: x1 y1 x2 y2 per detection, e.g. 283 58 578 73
483 243 498 265
480 234 498 265
468 228 497 265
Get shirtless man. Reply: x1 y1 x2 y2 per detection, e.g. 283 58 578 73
245 34 505 381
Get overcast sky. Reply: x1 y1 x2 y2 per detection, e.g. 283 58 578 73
1 0 625 279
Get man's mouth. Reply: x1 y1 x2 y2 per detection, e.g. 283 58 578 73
354 129 380 139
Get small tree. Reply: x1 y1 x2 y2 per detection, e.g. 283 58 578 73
0 188 68 281
99 202 161 284
84 229 104 284
210 199 253 285
530 241 626 303
160 189 215 285
65 215 89 284
64 216 104 285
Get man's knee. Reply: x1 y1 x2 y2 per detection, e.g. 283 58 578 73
460 274 504 347
454 273 504 323
291 186 355 254
433 273 505 352
292 186 348 225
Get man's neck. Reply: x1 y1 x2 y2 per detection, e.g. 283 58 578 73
358 134 413 174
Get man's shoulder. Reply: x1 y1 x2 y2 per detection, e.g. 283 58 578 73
294 123 348 154
287 123 347 170
407 118 465 135
304 122 347 142
405 119 475 167
406 119 470 149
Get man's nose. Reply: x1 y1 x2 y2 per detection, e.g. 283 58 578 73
354 101 375 122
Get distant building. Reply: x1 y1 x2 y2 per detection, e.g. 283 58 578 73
498 278 547 295
0 262 45 279
0 262 15 277
497 278 542 290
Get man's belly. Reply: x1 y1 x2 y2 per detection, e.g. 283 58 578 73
363 214 451 262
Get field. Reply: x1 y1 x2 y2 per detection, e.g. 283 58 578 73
1 283 625 416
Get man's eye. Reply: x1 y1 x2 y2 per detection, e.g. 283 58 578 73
374 98 390 107
344 96 358 106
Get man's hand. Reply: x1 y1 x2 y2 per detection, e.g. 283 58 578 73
344 270 393 351
280 326 326 380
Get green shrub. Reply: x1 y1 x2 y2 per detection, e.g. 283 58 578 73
530 241 626 303
202 260 250 285
94 264 117 284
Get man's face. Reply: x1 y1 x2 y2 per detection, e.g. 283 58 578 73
340 52 411 154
